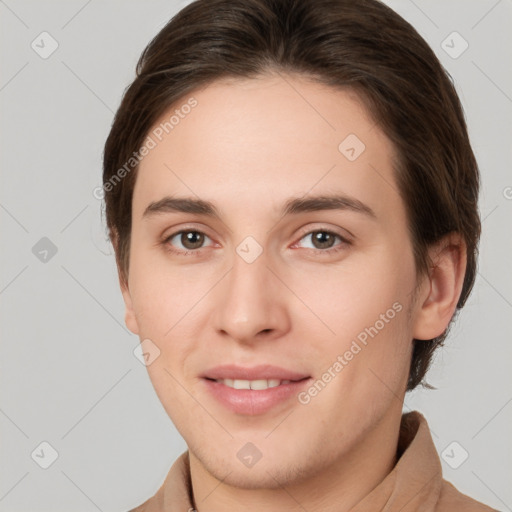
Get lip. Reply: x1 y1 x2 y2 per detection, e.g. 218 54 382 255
200 364 312 416
202 377 312 415
201 364 310 381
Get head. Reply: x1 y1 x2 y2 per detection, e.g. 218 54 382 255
102 0 479 489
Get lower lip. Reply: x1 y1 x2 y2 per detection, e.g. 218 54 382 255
202 378 311 416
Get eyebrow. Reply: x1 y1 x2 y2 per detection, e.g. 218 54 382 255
143 194 377 220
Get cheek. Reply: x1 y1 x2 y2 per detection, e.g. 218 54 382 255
292 250 412 338
128 247 201 338
291 249 415 392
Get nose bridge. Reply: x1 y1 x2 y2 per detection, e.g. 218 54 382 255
212 242 288 341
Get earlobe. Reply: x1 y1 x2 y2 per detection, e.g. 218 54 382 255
412 233 467 341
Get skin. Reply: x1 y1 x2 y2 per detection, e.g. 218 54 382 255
120 72 466 512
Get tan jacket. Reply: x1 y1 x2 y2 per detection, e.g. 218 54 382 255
129 411 497 511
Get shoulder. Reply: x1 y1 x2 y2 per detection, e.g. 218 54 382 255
125 499 158 512
125 485 165 512
437 479 498 511
125 499 149 512
124 451 190 512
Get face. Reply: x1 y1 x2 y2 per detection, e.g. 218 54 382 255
122 73 426 489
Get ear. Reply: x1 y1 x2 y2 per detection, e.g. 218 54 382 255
412 232 467 340
119 272 140 335
111 227 139 336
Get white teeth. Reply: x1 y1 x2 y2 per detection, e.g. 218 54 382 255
234 379 251 389
216 378 291 390
249 379 279 390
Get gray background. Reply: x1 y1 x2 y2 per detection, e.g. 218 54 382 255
1 0 511 510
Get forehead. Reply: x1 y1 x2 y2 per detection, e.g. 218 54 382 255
133 73 401 222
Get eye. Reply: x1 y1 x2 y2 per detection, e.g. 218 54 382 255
294 229 350 254
162 227 350 257
164 230 214 254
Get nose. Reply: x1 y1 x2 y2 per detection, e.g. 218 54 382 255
212 246 291 345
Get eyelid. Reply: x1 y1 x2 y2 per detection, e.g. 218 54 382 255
161 223 215 241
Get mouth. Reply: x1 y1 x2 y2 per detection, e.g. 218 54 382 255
201 367 312 415
201 363 310 382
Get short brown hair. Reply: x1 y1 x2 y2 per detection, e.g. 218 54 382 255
102 0 480 391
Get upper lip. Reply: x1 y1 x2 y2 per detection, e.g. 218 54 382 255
201 364 310 381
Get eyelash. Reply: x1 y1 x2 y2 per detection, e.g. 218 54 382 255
161 227 351 257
